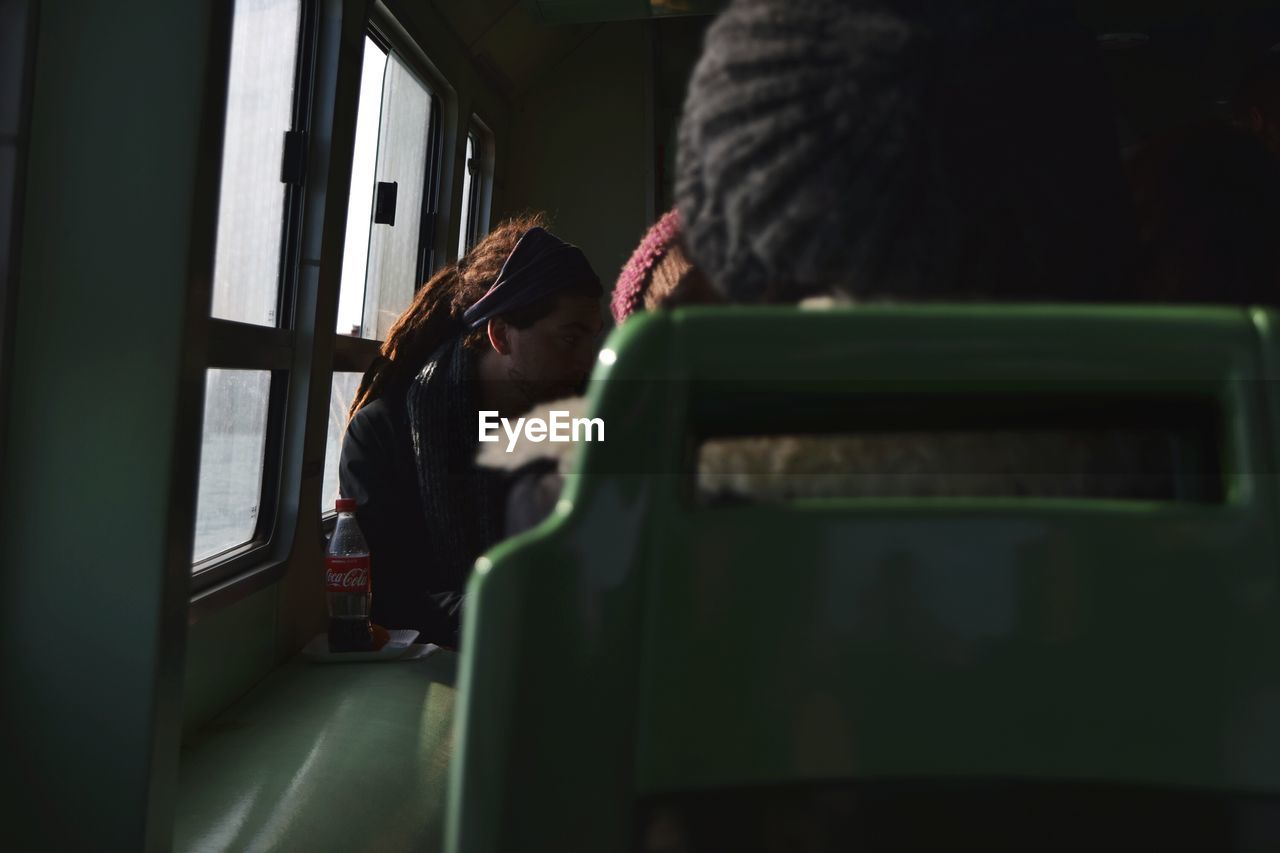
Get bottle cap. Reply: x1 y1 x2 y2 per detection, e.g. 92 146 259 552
335 498 357 512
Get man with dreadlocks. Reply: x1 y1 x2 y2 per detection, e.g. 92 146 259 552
478 207 723 537
339 215 603 647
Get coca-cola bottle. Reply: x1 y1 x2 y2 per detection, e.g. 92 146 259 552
326 497 374 652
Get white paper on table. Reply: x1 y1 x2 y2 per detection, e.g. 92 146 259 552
302 629 439 663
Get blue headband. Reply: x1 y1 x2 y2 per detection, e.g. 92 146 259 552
461 227 600 329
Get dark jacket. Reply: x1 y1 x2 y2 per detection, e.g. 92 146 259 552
338 380 464 646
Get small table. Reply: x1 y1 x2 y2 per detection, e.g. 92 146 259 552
174 649 457 852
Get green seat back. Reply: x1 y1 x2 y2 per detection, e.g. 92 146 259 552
448 306 1280 852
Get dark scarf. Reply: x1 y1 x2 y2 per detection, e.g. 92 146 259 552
406 337 505 599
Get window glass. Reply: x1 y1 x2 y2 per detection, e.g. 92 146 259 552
337 43 434 341
458 134 475 259
210 0 302 327
362 55 433 340
321 371 363 512
193 369 272 563
337 37 388 337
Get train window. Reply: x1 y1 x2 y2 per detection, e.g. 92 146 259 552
338 34 441 341
364 55 434 338
461 123 492 255
209 0 302 327
193 0 315 578
337 36 387 337
321 371 363 510
192 369 272 562
457 133 476 258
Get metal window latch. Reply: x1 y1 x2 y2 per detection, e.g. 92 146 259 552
281 130 308 185
374 181 398 226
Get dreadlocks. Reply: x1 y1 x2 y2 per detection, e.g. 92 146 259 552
347 212 549 422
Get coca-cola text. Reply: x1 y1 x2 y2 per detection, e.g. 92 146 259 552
325 557 370 592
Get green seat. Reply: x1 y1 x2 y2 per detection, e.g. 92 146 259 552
448 306 1280 852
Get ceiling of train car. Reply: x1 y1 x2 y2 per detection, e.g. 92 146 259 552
527 0 726 21
427 0 594 97
426 0 723 97
426 0 1280 104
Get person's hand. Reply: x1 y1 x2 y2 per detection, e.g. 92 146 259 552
371 623 390 651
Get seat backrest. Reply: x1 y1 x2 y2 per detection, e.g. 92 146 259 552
448 305 1280 853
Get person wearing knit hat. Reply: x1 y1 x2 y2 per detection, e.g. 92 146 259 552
610 208 721 324
676 0 1137 303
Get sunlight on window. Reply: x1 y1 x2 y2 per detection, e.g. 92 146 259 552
337 38 388 337
362 58 432 340
458 134 475 259
193 369 271 563
211 0 301 327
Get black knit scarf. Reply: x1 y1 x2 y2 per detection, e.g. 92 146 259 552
406 337 505 601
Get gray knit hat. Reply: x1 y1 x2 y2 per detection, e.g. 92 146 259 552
677 0 1135 303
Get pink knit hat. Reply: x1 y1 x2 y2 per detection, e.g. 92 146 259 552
611 209 684 324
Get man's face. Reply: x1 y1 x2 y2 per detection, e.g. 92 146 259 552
494 295 604 405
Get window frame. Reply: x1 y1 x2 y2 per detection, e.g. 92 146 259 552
417 66 445 284
191 0 319 593
461 117 494 256
465 130 481 253
340 18 447 345
187 0 474 613
366 10 454 283
0 0 40 509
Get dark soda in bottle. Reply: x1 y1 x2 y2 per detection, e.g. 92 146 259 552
326 498 374 652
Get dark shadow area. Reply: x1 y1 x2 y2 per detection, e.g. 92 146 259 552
637 777 1280 853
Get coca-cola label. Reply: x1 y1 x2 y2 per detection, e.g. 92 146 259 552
325 555 370 593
